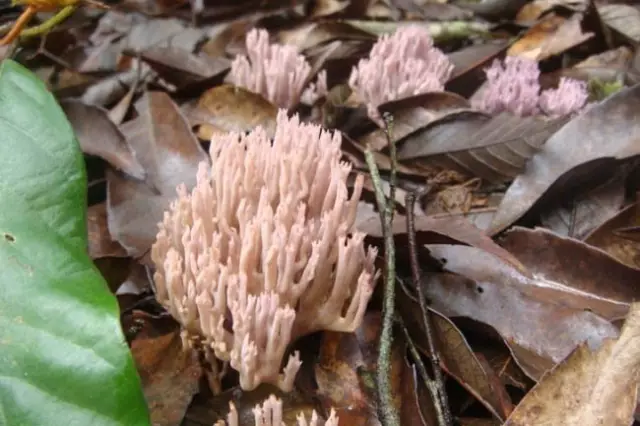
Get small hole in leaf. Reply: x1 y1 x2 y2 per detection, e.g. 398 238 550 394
4 233 15 243
477 285 484 294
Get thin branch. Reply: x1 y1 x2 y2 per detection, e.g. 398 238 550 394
365 113 400 426
406 189 453 426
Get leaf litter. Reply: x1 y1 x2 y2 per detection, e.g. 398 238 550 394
13 0 640 424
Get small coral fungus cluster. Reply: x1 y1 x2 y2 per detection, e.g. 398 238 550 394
347 25 454 120
472 56 589 117
215 395 339 426
151 109 378 394
228 28 327 109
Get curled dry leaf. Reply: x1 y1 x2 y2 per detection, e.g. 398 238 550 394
107 91 208 257
61 99 146 180
489 82 640 234
422 244 620 380
504 302 640 426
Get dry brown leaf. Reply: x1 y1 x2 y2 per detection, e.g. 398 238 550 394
585 202 640 269
515 0 588 23
498 227 640 320
315 313 382 426
508 13 594 61
358 92 471 151
399 291 513 422
504 302 640 426
190 84 278 140
87 203 128 259
397 112 567 184
598 4 640 44
61 99 146 180
130 320 203 426
489 82 640 235
357 213 528 275
137 46 230 91
539 173 626 239
107 91 208 257
422 244 620 380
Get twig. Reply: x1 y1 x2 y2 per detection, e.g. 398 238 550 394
365 112 400 426
406 189 453 426
398 313 432 394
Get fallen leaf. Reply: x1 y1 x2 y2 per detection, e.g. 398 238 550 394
489 82 640 234
357 213 529 275
87 203 128 258
508 13 594 61
504 302 640 426
539 173 626 239
191 84 278 140
107 91 208 257
315 313 382 426
585 202 640 269
358 92 470 150
422 244 620 380
498 227 640 321
136 46 230 91
397 112 567 184
61 99 146 180
399 290 513 422
598 4 640 44
130 321 203 426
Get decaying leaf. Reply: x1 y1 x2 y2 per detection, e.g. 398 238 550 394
107 91 208 257
490 83 640 234
397 112 568 184
398 290 514 422
585 202 640 269
61 99 146 180
129 316 203 426
504 302 640 426
190 84 278 140
421 243 621 380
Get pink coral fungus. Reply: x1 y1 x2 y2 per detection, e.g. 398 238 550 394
473 56 588 117
218 395 339 426
228 28 312 109
151 110 378 392
348 25 454 119
538 77 589 117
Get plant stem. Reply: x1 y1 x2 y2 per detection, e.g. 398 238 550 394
406 190 453 426
366 113 400 426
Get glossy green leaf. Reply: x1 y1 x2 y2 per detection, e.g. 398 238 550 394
0 60 149 426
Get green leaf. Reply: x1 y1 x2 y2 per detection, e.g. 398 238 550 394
0 60 149 426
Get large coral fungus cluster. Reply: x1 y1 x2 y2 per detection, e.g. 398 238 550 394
150 109 379 392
